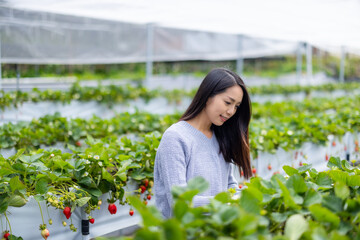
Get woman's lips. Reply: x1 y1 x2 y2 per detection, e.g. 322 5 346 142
220 115 228 122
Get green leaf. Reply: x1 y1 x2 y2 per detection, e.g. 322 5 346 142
277 179 301 210
286 174 308 193
285 214 309 240
0 194 9 214
30 153 44 162
179 189 200 202
117 172 127 182
283 166 299 176
102 168 114 182
297 164 312 174
346 175 360 186
9 176 26 192
303 189 322 207
35 178 48 194
309 204 340 227
131 171 146 180
214 192 231 203
187 176 209 193
8 194 27 207
334 181 350 200
173 200 189 221
327 157 342 169
271 212 288 223
240 189 260 214
33 195 45 202
162 219 185 240
75 197 91 207
87 188 102 198
329 170 348 184
316 172 332 186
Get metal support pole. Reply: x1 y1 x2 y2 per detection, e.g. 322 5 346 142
306 43 312 83
236 34 244 76
339 46 345 83
0 36 2 91
146 23 154 87
296 42 303 83
16 64 20 91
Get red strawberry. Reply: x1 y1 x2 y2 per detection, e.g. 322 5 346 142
41 229 50 240
355 140 359 146
294 151 298 160
4 232 10 239
299 161 303 166
140 185 146 194
239 184 243 189
89 218 95 224
143 200 148 205
240 171 244 177
356 146 359 152
267 164 272 170
144 179 149 187
108 203 117 214
147 195 151 200
75 141 81 147
332 141 336 147
252 168 257 174
325 154 329 161
63 206 71 219
129 209 134 216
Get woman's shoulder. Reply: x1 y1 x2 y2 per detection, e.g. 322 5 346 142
162 121 190 140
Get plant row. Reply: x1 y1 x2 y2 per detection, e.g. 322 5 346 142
114 157 360 240
0 132 160 239
1 95 360 157
1 81 360 110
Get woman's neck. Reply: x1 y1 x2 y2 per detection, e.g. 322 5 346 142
186 110 212 136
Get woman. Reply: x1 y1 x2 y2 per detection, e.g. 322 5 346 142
154 68 252 218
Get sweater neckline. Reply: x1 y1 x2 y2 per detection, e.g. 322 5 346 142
180 120 215 141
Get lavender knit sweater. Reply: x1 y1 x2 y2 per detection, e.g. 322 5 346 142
154 121 240 218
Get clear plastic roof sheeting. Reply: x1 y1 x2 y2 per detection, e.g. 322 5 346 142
1 0 360 64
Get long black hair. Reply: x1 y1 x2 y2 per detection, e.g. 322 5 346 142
180 68 252 178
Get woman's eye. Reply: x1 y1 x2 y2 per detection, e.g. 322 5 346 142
225 101 230 105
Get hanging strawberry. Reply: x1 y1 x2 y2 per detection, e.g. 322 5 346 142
3 231 10 240
129 209 134 216
39 224 50 240
108 203 117 214
63 206 72 219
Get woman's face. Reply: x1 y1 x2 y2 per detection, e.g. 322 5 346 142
205 85 244 126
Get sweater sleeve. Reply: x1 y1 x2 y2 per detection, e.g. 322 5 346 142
228 163 240 191
155 130 212 215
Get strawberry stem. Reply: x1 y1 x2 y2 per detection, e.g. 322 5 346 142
4 212 12 236
36 200 45 225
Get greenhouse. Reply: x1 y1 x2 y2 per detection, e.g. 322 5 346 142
1 0 360 239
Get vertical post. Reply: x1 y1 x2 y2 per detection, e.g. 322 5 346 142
0 35 2 91
146 23 154 87
81 207 90 240
306 43 312 83
339 46 345 83
16 64 20 91
236 34 244 76
296 42 303 83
